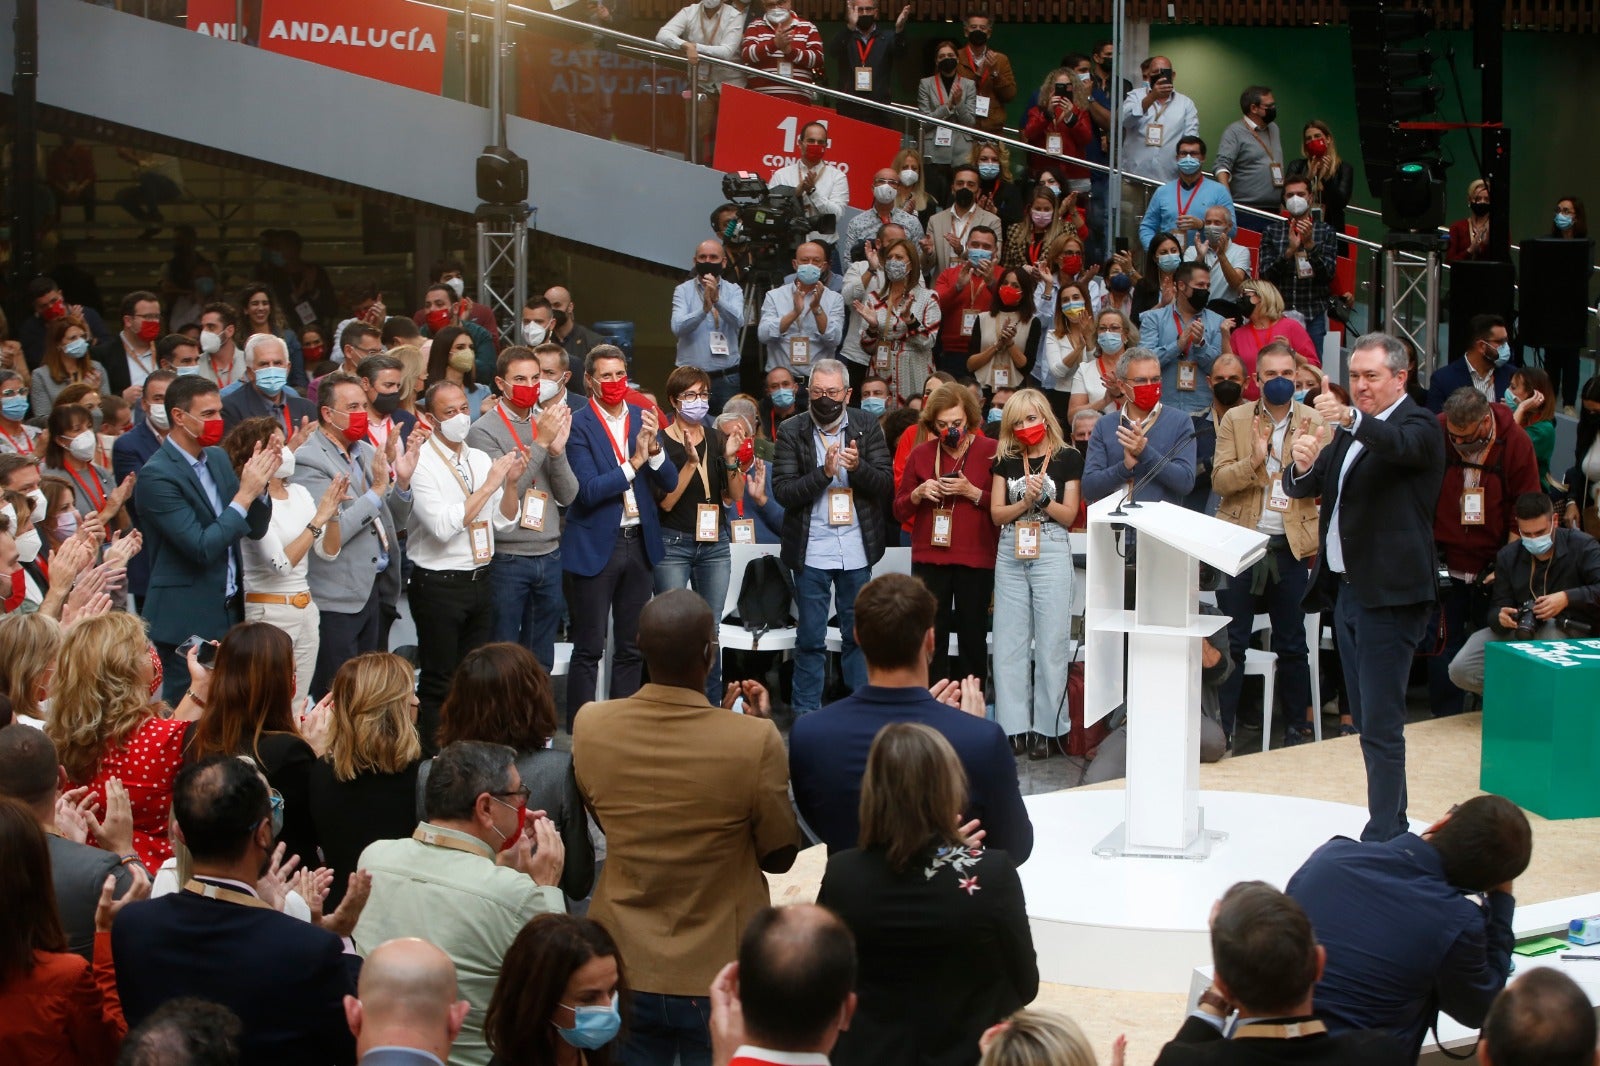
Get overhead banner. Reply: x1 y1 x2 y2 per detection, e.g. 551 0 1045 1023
711 85 904 210
189 0 448 95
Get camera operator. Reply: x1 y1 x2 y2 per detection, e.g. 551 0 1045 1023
770 121 849 262
1448 492 1600 697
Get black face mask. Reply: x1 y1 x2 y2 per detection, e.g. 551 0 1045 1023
953 187 976 209
967 29 988 47
1470 201 1491 217
1097 55 1112 71
810 395 844 425
372 390 403 416
1260 105 1277 125
1187 288 1211 313
1212 380 1243 407
857 15 874 33
693 261 725 278
937 56 958 75
552 309 570 328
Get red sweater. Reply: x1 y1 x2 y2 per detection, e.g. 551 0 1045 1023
1433 405 1540 574
741 19 824 101
933 264 999 355
1021 102 1094 180
894 434 999 569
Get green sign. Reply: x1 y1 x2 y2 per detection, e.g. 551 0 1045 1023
1481 639 1600 820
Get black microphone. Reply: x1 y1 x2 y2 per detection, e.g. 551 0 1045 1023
1110 423 1197 519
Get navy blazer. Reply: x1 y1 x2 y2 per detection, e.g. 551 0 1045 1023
112 420 164 598
789 685 1034 862
113 889 359 1065
132 439 272 646
1426 357 1512 413
561 402 678 577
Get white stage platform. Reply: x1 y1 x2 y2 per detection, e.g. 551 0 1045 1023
1019 789 1427 993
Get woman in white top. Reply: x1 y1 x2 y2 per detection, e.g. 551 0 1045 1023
1068 308 1139 421
1037 280 1094 426
849 238 942 408
967 265 1041 394
224 416 347 709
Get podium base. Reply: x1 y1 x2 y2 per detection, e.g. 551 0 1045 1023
1092 810 1227 861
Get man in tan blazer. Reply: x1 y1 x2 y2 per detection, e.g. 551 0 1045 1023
572 589 800 1066
1211 340 1326 747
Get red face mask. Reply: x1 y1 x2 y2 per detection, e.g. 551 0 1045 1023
1060 254 1084 276
340 408 369 443
425 308 451 331
1016 421 1048 446
737 437 755 468
508 382 540 409
997 284 1023 307
41 299 66 322
1131 382 1162 411
302 344 324 363
136 319 162 343
596 379 630 407
1305 139 1328 158
497 801 528 853
802 143 826 165
194 416 225 447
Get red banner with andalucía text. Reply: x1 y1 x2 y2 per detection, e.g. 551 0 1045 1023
712 85 905 211
188 0 447 95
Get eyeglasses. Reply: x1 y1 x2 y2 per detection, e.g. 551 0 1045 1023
0 387 27 398
679 390 710 402
1126 376 1161 387
354 347 384 358
492 785 532 810
810 386 847 400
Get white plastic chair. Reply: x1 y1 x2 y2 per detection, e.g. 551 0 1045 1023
1249 611 1324 750
720 543 799 655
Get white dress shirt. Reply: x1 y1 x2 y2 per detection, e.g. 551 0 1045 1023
407 438 516 570
1119 86 1201 182
1323 391 1407 573
597 404 666 528
769 161 850 245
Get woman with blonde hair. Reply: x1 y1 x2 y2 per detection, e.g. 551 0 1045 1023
989 389 1081 758
969 140 1021 226
1038 280 1095 426
307 651 423 909
45 611 205 869
388 343 427 414
1068 308 1138 420
979 1009 1120 1066
1286 119 1353 235
892 146 939 227
818 721 1037 1066
1220 278 1317 398
0 611 61 727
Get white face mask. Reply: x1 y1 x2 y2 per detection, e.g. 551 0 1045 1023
873 183 897 205
702 0 723 9
273 446 296 481
67 431 98 462
199 330 223 356
27 489 47 519
523 321 549 347
437 412 472 443
445 277 465 300
148 404 170 431
15 527 41 564
899 168 919 187
1285 194 1311 217
538 378 562 405
765 6 790 24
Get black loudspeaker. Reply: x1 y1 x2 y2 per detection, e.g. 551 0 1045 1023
476 145 528 204
1518 237 1595 350
1446 260 1515 361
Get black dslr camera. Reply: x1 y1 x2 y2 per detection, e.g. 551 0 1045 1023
1514 600 1539 640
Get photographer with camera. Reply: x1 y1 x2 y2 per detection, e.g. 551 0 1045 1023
1448 491 1600 697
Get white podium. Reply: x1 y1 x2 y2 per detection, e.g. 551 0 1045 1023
1083 495 1268 859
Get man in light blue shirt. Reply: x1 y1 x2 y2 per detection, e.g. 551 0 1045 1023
1139 262 1225 413
758 242 846 382
1140 135 1235 250
670 240 746 416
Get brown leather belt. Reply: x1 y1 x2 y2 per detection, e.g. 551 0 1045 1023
245 592 312 609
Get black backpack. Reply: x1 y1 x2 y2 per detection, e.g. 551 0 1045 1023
724 555 795 648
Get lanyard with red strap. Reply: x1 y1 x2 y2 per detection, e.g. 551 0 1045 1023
933 74 950 106
67 464 107 511
497 403 533 449
855 37 873 67
590 399 630 467
0 425 31 455
1175 177 1203 220
964 46 990 89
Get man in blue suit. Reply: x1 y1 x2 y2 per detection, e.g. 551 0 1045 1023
133 373 274 702
789 573 1033 861
112 365 176 609
112 754 361 1065
1427 314 1514 413
561 344 678 729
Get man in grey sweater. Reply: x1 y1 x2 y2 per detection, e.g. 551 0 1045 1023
465 344 580 671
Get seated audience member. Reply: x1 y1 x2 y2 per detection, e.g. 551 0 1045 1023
117 997 243 1066
707 904 858 1066
353 740 565 1066
789 573 1033 860
1449 492 1600 695
485 914 627 1066
112 754 361 1064
308 652 423 911
1286 794 1532 1058
1480 968 1598 1066
573 589 799 1066
819 723 1037 1066
345 938 471 1066
1154 881 1409 1065
0 724 140 959
978 1009 1116 1066
0 796 138 1064
429 643 595 901
1080 348 1197 505
47 612 204 870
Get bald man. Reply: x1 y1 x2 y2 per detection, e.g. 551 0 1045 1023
670 241 746 415
573 589 799 1066
544 285 605 392
345 938 471 1066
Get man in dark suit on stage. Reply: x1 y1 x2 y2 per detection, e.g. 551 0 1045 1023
1282 332 1443 842
112 755 362 1065
1155 881 1410 1066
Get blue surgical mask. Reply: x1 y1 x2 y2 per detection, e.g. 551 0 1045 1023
860 396 887 415
1157 253 1182 273
1 395 29 420
64 338 90 359
1555 212 1574 231
174 364 202 377
771 388 795 409
195 276 217 296
1097 332 1123 354
1494 342 1511 367
1261 375 1296 406
556 994 622 1050
1521 532 1553 556
795 263 823 285
1176 156 1202 176
254 367 289 395
987 406 1003 423
978 161 1001 181
967 247 994 267
1292 388 1309 404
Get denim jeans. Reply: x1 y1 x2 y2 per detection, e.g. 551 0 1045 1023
654 528 731 701
620 991 711 1066
992 524 1074 737
792 564 871 714
1215 542 1312 739
489 549 566 672
1334 586 1431 842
